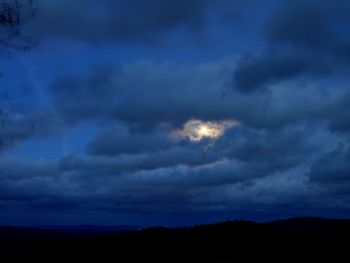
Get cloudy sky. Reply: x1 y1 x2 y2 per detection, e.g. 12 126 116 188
1 0 350 226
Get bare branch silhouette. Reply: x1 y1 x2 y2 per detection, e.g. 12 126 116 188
0 0 38 51
0 1 39 152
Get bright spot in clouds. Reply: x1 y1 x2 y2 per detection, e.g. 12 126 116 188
172 119 239 142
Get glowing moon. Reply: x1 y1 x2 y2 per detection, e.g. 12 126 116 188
199 126 210 136
171 119 238 142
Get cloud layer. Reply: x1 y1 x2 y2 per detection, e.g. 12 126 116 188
1 0 350 225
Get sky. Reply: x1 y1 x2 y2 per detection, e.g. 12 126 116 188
1 0 350 226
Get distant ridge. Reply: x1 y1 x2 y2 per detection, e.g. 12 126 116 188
0 224 141 247
1 217 350 262
266 216 350 229
2 217 350 233
32 224 141 232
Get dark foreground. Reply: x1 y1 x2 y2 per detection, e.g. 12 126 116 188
1 217 349 262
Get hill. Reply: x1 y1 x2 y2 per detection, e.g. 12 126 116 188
1 217 349 262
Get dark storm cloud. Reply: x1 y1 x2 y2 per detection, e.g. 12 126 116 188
33 0 245 44
42 52 350 221
0 154 325 223
0 113 34 153
0 123 344 222
326 92 350 133
219 125 321 165
0 157 61 201
0 109 66 154
65 124 329 189
49 60 350 132
234 50 309 92
49 64 118 124
41 0 350 137
4 0 350 224
309 144 350 185
61 145 219 175
6 61 346 223
50 61 237 126
112 159 260 190
233 0 350 92
87 122 172 155
0 157 57 181
265 0 350 54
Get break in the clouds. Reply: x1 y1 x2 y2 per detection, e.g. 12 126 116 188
1 0 350 225
171 119 238 142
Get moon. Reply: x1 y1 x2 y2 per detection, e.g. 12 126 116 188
171 119 239 142
198 125 210 136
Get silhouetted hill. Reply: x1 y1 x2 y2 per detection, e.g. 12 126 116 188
1 218 350 262
0 225 140 248
33 224 141 237
268 216 350 229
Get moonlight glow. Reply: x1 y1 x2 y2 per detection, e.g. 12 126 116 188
172 119 238 142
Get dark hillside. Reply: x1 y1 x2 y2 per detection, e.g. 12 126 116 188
1 218 349 262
